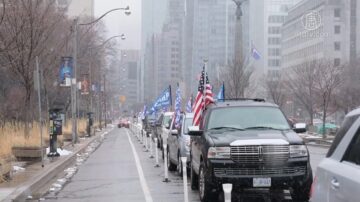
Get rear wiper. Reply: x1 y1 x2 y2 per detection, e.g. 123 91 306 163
208 126 245 131
244 126 284 131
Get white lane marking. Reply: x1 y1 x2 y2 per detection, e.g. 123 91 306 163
125 130 153 202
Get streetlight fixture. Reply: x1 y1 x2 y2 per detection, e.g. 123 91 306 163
71 6 130 145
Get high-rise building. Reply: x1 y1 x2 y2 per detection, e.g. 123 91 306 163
119 50 141 109
282 0 358 70
56 0 94 18
184 0 236 96
141 0 168 103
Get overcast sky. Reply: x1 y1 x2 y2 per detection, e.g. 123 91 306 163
94 0 141 50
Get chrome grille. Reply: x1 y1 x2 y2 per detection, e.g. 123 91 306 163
230 145 289 165
214 166 306 177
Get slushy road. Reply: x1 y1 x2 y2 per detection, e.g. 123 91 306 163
45 128 328 202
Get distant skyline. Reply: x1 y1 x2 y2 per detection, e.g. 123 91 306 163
94 0 141 50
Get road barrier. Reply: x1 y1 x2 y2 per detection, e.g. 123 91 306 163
154 138 160 167
181 157 189 202
149 134 154 158
223 184 233 202
163 144 170 182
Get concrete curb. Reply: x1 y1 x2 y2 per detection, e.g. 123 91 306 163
2 128 112 202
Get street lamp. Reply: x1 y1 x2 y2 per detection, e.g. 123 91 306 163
71 6 130 145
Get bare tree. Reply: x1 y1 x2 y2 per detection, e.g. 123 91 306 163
265 75 286 108
285 60 318 125
222 59 253 98
0 0 72 135
313 60 343 137
334 59 360 114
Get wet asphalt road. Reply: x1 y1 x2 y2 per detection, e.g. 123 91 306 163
44 128 328 202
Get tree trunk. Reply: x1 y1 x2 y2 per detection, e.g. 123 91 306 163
24 88 31 137
322 97 327 139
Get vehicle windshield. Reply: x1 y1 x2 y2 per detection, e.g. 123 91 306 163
182 117 193 134
162 115 172 126
207 107 290 131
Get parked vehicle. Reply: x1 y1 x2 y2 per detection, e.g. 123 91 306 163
188 99 313 202
157 112 174 152
167 113 193 175
311 108 360 202
118 118 130 128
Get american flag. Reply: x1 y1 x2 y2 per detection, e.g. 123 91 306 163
193 66 214 126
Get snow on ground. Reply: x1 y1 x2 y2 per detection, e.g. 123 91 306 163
46 148 73 156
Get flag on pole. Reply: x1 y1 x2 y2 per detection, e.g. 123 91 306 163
186 96 192 113
251 42 261 60
193 66 214 126
174 84 181 128
216 83 225 101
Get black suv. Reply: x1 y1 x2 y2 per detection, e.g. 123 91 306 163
189 99 313 202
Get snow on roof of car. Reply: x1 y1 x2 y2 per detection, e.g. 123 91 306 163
164 111 174 116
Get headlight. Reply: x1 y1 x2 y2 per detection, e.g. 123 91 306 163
207 147 230 159
290 145 308 158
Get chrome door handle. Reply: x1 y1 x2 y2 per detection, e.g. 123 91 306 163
331 178 340 190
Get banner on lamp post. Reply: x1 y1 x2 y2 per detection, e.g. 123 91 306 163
59 57 73 87
80 74 90 95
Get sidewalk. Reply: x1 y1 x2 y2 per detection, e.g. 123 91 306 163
0 125 114 202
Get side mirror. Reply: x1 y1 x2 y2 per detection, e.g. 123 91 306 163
293 123 307 133
188 126 203 136
171 129 178 136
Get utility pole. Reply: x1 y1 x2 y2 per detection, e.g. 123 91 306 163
104 73 107 127
71 18 79 145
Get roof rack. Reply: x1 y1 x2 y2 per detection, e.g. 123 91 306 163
217 98 266 102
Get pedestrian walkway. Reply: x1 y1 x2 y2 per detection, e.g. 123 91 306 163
45 129 145 202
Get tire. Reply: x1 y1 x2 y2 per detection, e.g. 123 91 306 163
291 172 313 202
177 153 183 176
199 162 217 202
167 148 177 171
190 163 198 190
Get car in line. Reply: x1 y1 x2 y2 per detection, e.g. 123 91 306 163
188 99 313 202
311 107 360 202
156 111 174 152
118 118 130 128
167 113 193 175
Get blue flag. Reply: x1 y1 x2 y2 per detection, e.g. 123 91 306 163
251 43 261 60
149 86 172 114
186 97 192 113
216 84 225 101
174 85 181 128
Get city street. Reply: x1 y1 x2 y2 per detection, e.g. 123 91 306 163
43 128 329 202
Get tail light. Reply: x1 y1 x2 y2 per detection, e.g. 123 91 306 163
310 176 317 198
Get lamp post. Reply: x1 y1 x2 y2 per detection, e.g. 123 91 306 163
71 6 130 145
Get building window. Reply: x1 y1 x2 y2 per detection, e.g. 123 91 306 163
334 58 341 66
334 8 341 18
334 25 341 34
334 42 341 51
268 37 280 45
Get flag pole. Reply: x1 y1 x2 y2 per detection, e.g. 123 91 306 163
223 81 225 100
169 85 172 109
203 59 208 111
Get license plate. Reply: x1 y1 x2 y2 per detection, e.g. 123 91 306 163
253 178 271 187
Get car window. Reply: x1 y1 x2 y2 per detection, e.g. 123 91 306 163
162 115 171 125
182 117 193 135
207 106 290 131
327 115 359 158
342 127 360 165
